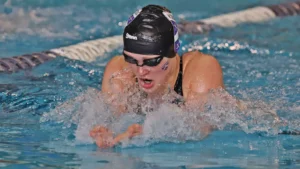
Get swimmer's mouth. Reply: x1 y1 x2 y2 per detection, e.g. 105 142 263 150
140 78 153 84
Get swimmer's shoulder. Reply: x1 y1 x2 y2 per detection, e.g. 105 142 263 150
102 55 128 85
181 50 224 92
104 55 127 74
182 50 221 73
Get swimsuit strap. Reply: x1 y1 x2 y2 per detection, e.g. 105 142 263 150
174 56 183 96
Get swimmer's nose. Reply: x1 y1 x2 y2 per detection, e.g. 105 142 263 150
137 66 149 76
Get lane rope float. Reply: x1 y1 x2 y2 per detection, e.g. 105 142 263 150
1 1 299 73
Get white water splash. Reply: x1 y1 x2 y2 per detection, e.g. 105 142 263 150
183 38 271 55
41 88 112 143
40 86 288 148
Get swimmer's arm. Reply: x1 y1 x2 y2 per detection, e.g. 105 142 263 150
113 124 142 144
183 52 224 108
101 56 125 93
91 56 136 148
182 52 278 120
90 124 142 148
180 52 224 136
101 56 131 115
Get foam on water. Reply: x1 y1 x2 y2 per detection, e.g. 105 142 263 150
40 85 291 148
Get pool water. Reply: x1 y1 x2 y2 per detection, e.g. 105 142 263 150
1 0 300 168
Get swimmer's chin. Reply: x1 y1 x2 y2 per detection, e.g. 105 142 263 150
139 88 157 97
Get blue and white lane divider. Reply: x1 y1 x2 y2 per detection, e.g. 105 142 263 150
1 1 300 72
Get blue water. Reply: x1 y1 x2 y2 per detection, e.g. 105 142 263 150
1 0 300 168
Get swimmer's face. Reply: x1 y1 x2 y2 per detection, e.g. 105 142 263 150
123 51 170 93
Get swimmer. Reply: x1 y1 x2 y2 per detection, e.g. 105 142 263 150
90 4 226 148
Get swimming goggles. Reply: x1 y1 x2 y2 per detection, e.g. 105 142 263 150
123 52 164 67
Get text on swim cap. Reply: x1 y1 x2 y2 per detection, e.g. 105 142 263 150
126 33 138 40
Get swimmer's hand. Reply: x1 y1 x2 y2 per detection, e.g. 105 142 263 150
114 124 143 143
90 124 142 148
89 126 115 148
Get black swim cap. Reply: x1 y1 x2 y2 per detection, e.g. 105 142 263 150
123 5 180 58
